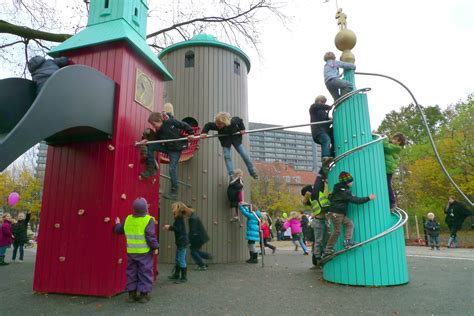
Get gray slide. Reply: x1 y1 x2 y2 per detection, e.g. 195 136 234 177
0 65 116 171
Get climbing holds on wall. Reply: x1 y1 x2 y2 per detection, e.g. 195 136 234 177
78 209 85 216
58 256 66 262
104 217 111 223
54 223 60 229
107 144 115 151
121 194 127 200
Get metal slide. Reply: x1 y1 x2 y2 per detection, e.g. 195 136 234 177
0 65 116 171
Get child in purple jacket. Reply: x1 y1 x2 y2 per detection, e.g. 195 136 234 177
115 197 159 303
283 211 309 255
0 213 14 266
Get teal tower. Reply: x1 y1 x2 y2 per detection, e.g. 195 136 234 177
323 10 409 286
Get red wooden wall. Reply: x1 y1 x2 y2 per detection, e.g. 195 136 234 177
33 42 164 296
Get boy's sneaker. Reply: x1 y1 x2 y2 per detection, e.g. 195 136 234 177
250 172 259 180
162 191 178 200
195 264 208 271
140 165 157 179
272 248 276 254
230 216 240 223
324 248 335 256
139 144 148 158
343 239 358 249
18 260 23 263
11 259 16 263
303 252 309 255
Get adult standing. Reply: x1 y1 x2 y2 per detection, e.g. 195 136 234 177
444 196 473 248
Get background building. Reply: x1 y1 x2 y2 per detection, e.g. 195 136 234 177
249 122 322 171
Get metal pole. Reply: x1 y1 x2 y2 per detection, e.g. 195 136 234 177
159 173 192 188
355 71 473 207
135 120 333 146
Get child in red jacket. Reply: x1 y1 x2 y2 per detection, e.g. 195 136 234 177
261 215 276 254
0 213 14 266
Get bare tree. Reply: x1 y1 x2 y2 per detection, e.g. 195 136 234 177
0 0 286 76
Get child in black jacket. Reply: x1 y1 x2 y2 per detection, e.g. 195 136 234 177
188 211 212 270
324 172 375 255
164 202 192 283
12 212 31 262
424 212 441 250
227 169 244 222
309 95 334 163
139 112 195 200
201 112 258 180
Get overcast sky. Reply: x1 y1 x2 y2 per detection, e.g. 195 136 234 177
1 0 472 134
245 0 473 132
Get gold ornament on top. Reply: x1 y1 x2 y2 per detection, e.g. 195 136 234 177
334 8 357 64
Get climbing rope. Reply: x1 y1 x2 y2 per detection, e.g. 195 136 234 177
355 71 473 207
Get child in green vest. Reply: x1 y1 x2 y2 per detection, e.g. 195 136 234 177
115 197 159 303
383 133 406 211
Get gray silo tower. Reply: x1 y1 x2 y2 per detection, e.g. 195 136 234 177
158 34 251 263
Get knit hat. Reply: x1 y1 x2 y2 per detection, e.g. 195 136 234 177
339 171 353 184
132 197 148 215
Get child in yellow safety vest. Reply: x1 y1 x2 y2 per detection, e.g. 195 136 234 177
115 197 159 303
301 168 331 267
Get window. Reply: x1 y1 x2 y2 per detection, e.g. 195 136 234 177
134 8 138 16
104 0 109 8
234 60 241 75
185 50 195 68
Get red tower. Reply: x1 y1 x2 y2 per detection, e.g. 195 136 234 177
33 0 172 296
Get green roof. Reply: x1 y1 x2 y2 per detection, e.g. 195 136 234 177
48 20 173 81
159 34 251 72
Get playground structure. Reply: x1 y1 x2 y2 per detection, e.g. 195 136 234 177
157 34 253 263
1 1 472 296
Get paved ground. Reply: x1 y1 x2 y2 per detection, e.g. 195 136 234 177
1 243 473 316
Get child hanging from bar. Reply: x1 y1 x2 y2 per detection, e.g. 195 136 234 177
323 51 356 101
227 169 244 223
309 95 335 165
324 172 376 256
383 132 406 211
239 203 261 264
138 112 196 200
114 197 159 303
201 112 258 181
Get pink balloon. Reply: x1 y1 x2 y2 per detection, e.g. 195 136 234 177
8 192 20 206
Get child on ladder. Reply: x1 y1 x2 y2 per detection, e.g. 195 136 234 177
227 169 244 223
114 198 159 303
383 133 406 211
284 211 309 255
309 95 335 165
324 172 376 256
323 52 356 101
201 112 258 181
138 112 195 200
239 203 261 264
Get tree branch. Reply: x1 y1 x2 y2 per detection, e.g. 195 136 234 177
0 19 71 42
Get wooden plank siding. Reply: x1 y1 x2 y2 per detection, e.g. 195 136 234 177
33 42 165 296
159 46 249 263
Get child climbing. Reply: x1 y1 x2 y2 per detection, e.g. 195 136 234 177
164 202 192 283
27 55 70 91
261 214 276 254
227 169 244 222
12 211 31 263
188 208 212 271
444 196 473 248
325 172 376 256
424 212 441 250
284 211 309 255
383 132 406 211
0 213 14 266
309 95 335 163
301 168 331 266
323 51 356 101
239 203 261 264
114 197 159 303
138 112 195 200
201 112 258 181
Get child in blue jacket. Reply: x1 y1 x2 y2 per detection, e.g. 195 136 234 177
323 52 356 101
239 203 261 264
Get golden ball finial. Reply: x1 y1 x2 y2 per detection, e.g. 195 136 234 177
335 29 357 63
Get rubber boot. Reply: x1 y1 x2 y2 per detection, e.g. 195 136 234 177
127 291 137 303
0 256 8 266
168 265 180 280
249 252 258 264
246 251 253 263
176 267 187 283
